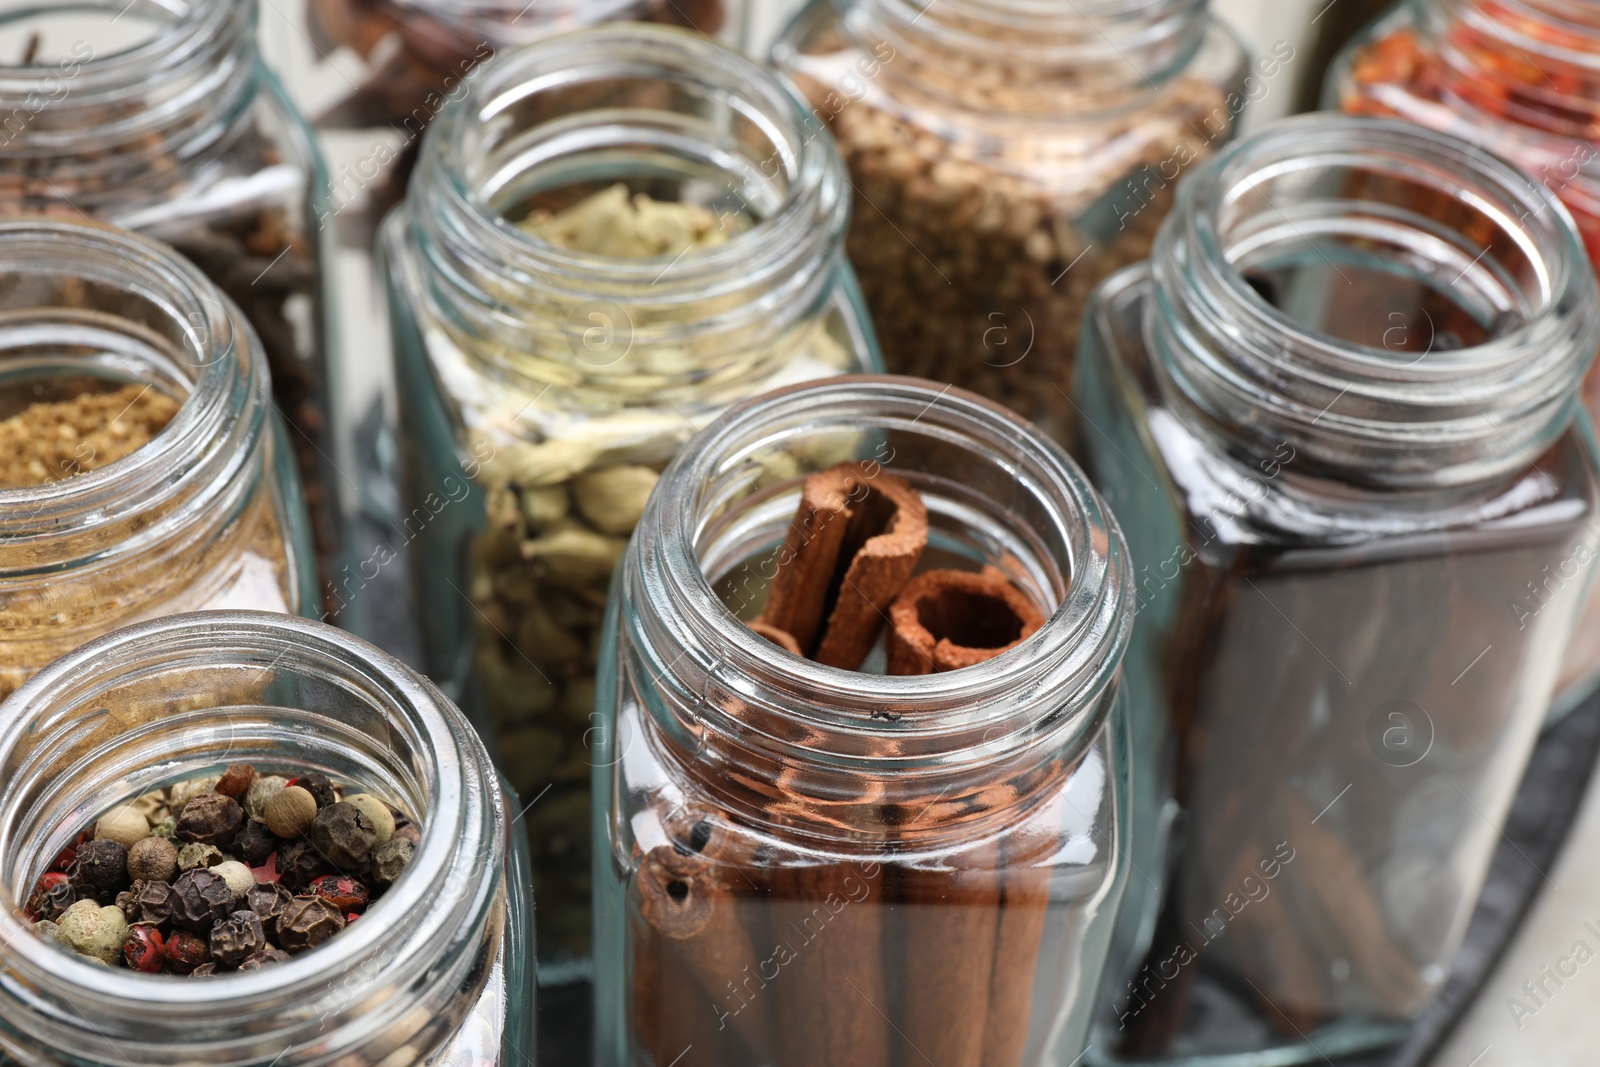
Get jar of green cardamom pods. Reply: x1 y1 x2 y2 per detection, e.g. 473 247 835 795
380 24 879 972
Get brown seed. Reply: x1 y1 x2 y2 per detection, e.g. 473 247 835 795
369 838 414 889
71 840 128 897
170 869 235 933
116 880 174 928
126 837 179 883
214 764 257 800
264 786 318 839
239 946 291 970
308 802 377 870
235 820 281 867
245 881 294 924
276 896 345 952
175 792 244 848
275 839 330 893
209 910 268 966
94 805 150 848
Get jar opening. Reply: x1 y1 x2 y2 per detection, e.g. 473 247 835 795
1151 114 1599 489
621 377 1132 837
0 612 503 1067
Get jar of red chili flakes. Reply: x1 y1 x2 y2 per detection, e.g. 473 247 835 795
1329 0 1600 711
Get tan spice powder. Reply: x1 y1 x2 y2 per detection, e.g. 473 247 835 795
0 384 181 489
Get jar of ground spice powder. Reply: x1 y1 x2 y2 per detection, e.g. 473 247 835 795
0 1 340 602
591 376 1134 1067
0 219 315 704
382 24 878 964
0 611 534 1067
1076 116 1600 1064
770 0 1254 444
307 0 738 227
1328 0 1600 715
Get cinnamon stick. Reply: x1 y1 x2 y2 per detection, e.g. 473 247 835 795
636 845 771 1055
764 855 889 1067
754 461 927 668
887 566 1045 675
631 911 729 1067
985 834 1054 1066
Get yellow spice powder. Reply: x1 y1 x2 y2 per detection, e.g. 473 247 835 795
0 383 181 489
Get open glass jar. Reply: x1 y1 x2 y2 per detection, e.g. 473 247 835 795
1329 0 1600 711
0 0 338 599
770 0 1253 443
593 376 1134 1067
0 610 535 1066
308 0 742 228
0 218 314 703
382 23 877 965
1075 115 1600 1064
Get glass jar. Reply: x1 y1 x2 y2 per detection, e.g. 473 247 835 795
382 23 878 964
1329 0 1600 711
770 0 1255 443
308 0 744 227
593 375 1134 1067
1075 115 1600 1064
0 218 315 703
0 0 339 602
0 610 535 1066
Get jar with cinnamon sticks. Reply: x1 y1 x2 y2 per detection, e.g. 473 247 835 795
0 218 315 704
769 0 1254 445
0 611 534 1066
1328 0 1600 716
0 1 340 608
1075 115 1600 1064
592 375 1135 1067
381 24 877 965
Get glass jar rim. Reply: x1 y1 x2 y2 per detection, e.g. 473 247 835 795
1150 113 1599 489
0 218 265 555
0 611 503 1062
422 21 848 299
633 375 1133 765
1423 0 1600 73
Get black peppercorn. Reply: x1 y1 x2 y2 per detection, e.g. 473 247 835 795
369 838 414 890
276 896 345 953
170 869 234 932
290 773 336 809
71 840 128 898
28 875 77 922
175 792 244 848
275 839 329 893
116 880 174 928
239 946 291 971
235 820 281 868
308 802 377 871
209 910 268 967
245 881 294 924
189 962 218 978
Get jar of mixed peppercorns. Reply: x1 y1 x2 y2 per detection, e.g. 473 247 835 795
0 611 534 1066
0 218 315 703
770 0 1254 443
382 23 878 965
1329 0 1600 713
0 0 340 601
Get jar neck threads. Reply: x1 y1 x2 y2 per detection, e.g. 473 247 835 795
0 612 507 1067
402 23 851 413
618 376 1133 846
0 0 258 209
1147 114 1599 490
841 0 1209 114
0 220 273 595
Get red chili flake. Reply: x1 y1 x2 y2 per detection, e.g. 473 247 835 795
251 852 280 885
123 925 166 973
345 912 361 925
308 874 370 912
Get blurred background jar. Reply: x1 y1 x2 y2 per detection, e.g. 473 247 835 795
770 0 1252 444
306 0 742 233
1076 115 1600 1064
592 376 1134 1067
0 219 314 703
381 24 878 968
1328 0 1600 714
0 611 534 1066
0 0 339 611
